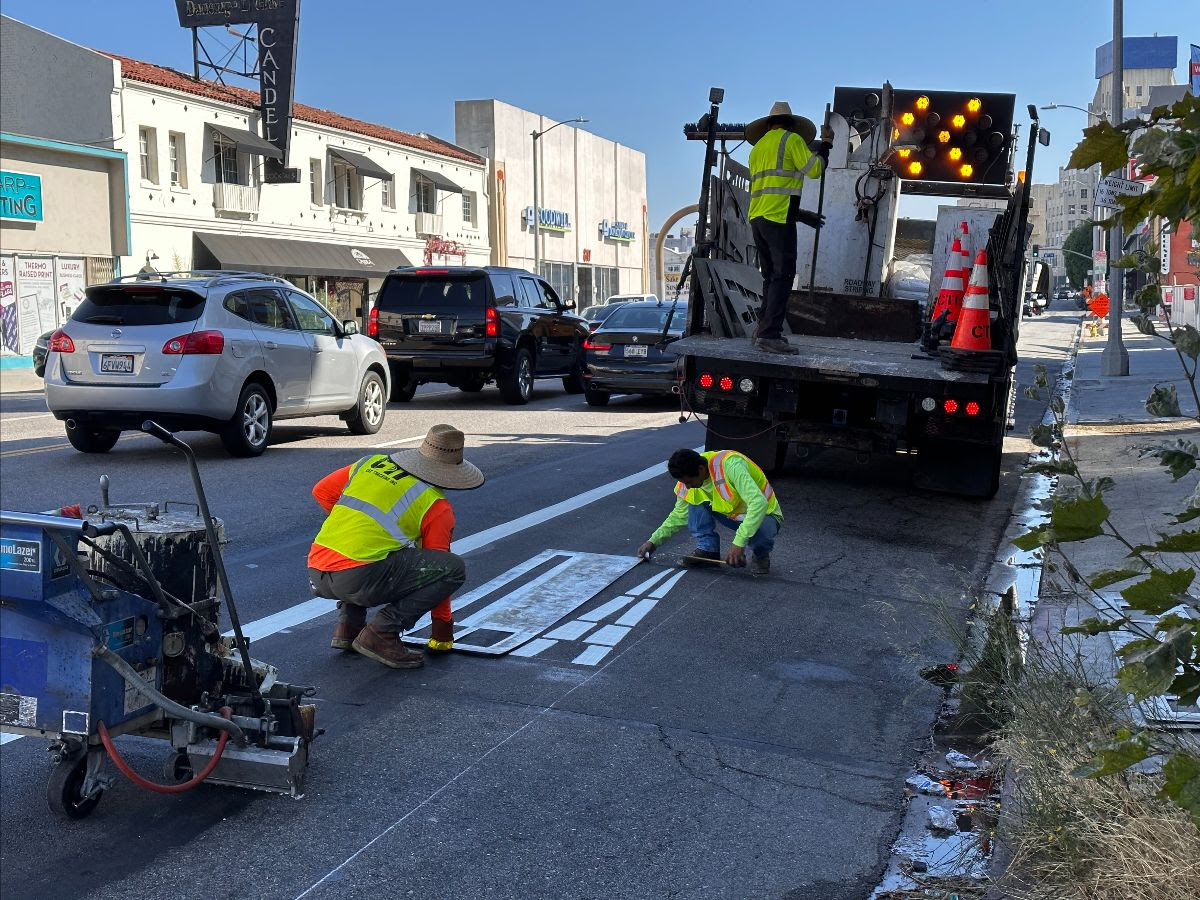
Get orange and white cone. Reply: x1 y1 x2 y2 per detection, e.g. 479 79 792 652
951 249 992 352
929 238 966 323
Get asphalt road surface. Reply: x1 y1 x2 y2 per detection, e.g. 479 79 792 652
0 310 1079 900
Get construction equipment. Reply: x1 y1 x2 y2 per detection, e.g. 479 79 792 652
672 86 1044 498
0 421 317 819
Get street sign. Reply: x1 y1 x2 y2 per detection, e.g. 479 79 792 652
1160 230 1171 274
1094 175 1145 209
1092 249 1108 265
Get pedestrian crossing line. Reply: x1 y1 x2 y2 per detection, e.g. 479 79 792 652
628 568 673 596
585 624 631 646
543 620 595 641
615 599 658 628
510 638 557 658
577 594 638 623
648 570 687 598
571 645 611 666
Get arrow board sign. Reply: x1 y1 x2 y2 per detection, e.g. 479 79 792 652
1094 176 1145 210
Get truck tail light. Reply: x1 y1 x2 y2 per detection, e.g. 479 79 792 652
943 398 959 414
583 338 611 351
698 373 714 389
49 329 75 353
719 376 734 392
368 305 379 338
163 330 224 355
965 401 981 416
485 307 499 337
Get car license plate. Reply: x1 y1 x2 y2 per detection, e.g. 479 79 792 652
624 345 648 358
418 320 442 334
100 353 134 373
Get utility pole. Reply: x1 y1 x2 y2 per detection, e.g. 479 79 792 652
1101 0 1129 375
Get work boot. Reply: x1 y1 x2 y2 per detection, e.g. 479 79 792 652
681 549 721 567
427 618 455 653
754 337 799 355
351 624 425 669
330 604 367 650
750 554 771 576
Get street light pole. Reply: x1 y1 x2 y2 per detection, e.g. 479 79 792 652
1101 0 1129 375
531 116 587 280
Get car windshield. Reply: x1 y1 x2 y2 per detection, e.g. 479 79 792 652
603 305 686 333
376 273 487 309
72 286 205 326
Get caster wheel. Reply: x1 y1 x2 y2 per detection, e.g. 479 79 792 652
48 753 103 820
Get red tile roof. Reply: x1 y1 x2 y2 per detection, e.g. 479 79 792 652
106 53 482 165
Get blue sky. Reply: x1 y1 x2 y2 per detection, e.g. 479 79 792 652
3 0 1194 227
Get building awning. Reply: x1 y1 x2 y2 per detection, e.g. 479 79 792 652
412 167 462 194
328 147 392 181
205 123 283 160
193 232 410 279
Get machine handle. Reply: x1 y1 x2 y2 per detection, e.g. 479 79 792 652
0 509 118 538
140 419 184 448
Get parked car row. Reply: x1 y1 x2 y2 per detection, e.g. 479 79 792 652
38 267 684 456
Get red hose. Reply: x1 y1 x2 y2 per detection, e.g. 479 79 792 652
98 707 232 794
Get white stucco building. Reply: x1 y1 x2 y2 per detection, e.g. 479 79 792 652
455 100 648 310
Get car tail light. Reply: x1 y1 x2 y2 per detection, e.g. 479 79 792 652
485 307 499 338
414 269 450 275
49 329 75 353
583 338 611 351
163 330 224 355
965 401 981 416
368 305 379 338
698 373 714 389
719 376 734 392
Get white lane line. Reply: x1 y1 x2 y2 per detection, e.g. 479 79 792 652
510 638 557 658
571 645 611 666
585 624 631 646
235 597 334 643
372 434 426 449
577 595 637 623
615 599 658 628
628 568 673 596
0 733 21 745
649 570 687 599
543 620 595 641
1 413 53 422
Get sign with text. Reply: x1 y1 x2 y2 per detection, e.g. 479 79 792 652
522 206 571 232
599 219 635 242
1161 225 1171 275
1094 175 1144 210
1 170 43 222
174 0 300 181
1092 249 1107 265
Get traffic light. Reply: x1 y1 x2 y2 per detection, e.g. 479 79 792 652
1033 244 1040 258
833 87 1016 192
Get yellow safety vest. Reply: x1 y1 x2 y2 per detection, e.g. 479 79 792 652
674 450 780 521
748 129 823 224
313 454 444 562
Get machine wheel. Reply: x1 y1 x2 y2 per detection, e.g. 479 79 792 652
498 348 534 405
220 382 273 457
48 753 103 820
584 387 611 407
345 371 386 435
66 425 120 454
562 345 586 394
458 377 486 393
389 376 418 403
162 750 194 784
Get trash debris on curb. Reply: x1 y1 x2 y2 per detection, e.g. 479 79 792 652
905 773 944 795
946 750 979 770
927 805 958 832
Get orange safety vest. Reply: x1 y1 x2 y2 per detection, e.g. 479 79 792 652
674 450 780 521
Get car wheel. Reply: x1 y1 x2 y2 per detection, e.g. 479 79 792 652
458 377 486 393
563 344 586 394
390 376 418 403
584 387 610 407
221 382 272 457
346 371 386 435
498 348 534 405
65 425 120 454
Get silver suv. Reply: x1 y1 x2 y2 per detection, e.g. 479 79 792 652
44 272 390 456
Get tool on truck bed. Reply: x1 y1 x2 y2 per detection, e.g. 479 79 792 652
0 421 317 819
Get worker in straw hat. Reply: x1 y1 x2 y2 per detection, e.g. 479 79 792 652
745 100 833 354
307 424 484 669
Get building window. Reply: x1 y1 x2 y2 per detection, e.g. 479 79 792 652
1136 85 1143 97
539 262 574 303
462 190 476 227
382 176 395 209
414 175 436 214
309 158 322 205
1068 205 1076 214
168 132 187 187
1080 188 1087 199
213 134 241 185
332 159 361 210
139 127 159 184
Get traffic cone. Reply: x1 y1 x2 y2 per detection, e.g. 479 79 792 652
929 238 966 322
958 221 973 285
951 249 991 351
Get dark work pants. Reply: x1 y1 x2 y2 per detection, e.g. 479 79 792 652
309 547 466 635
751 216 797 340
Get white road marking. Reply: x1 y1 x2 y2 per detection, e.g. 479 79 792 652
577 595 637 623
543 620 595 641
509 638 557 658
649 570 687 598
571 645 611 666
615 599 658 628
0 734 20 745
0 413 53 422
628 568 673 596
371 434 426 449
235 597 334 643
584 624 631 646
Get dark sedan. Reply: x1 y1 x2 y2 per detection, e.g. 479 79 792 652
582 301 686 406
581 302 627 332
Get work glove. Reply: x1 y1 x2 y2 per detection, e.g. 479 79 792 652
796 208 826 230
428 618 454 653
811 139 832 162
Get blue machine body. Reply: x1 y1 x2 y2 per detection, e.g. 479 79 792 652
0 519 163 740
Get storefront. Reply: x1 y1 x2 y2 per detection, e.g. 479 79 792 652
0 132 130 366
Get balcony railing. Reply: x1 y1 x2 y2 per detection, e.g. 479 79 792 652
213 182 259 215
415 211 442 236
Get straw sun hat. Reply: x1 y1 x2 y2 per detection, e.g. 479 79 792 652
390 424 484 490
744 100 817 146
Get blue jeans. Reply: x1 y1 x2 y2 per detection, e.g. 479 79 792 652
687 503 780 558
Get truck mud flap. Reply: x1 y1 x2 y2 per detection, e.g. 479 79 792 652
705 414 786 474
913 440 1002 500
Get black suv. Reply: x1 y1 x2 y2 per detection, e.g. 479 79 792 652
370 266 590 404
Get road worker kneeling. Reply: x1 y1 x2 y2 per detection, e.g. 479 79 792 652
638 448 782 575
308 424 484 669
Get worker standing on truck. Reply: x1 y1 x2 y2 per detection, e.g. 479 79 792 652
637 448 783 575
307 424 484 669
746 101 833 354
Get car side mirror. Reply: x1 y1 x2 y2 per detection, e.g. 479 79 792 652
562 299 576 310
342 320 359 335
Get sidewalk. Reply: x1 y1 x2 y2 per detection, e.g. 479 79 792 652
0 366 43 395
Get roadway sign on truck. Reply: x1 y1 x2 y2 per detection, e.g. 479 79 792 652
1094 175 1144 210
